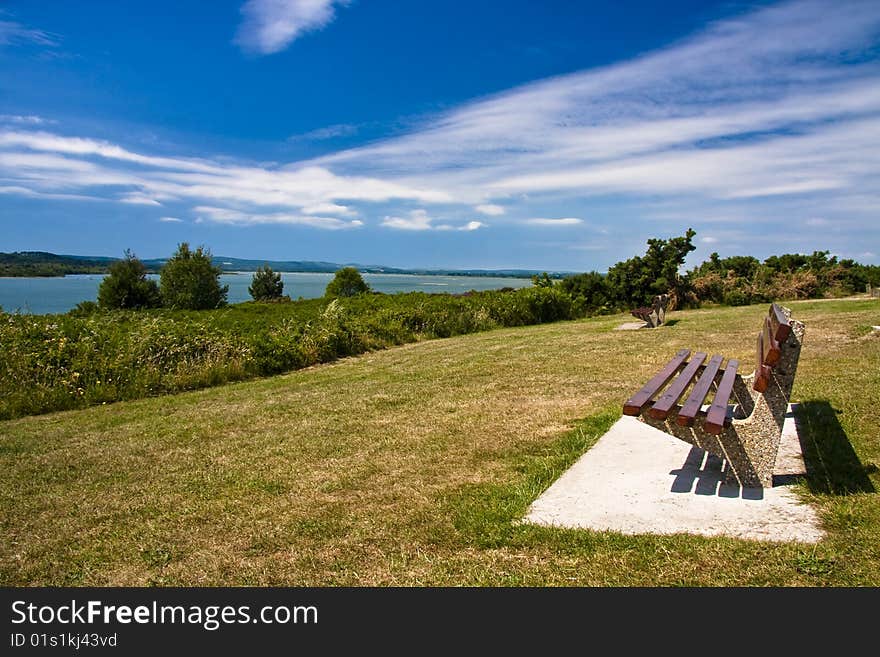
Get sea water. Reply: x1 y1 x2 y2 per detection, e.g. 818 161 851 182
0 272 533 315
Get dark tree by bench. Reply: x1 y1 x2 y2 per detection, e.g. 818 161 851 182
631 294 669 328
622 303 805 487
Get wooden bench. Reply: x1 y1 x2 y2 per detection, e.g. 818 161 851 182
631 294 669 328
622 303 805 487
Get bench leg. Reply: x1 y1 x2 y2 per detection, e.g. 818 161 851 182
638 415 774 487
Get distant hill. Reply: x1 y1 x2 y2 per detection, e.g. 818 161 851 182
0 252 573 278
0 251 114 277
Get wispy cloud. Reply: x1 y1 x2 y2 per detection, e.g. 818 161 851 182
0 129 450 218
301 202 356 216
0 185 101 202
381 209 434 231
235 0 348 55
0 19 59 47
0 115 54 125
381 209 485 232
3 0 880 261
159 216 183 223
524 217 583 226
475 204 505 216
121 193 163 206
289 123 358 141
313 0 880 240
194 205 363 229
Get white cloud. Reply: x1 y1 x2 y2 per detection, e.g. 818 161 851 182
159 216 183 223
0 115 53 125
301 202 356 216
194 205 362 229
381 209 434 231
0 185 102 202
310 0 880 242
289 123 358 141
0 20 58 47
0 129 451 216
235 0 346 55
700 236 719 244
381 209 484 232
475 204 505 216
121 193 163 206
524 217 583 226
4 0 880 259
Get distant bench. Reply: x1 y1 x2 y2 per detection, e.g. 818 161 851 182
631 294 669 328
622 303 805 487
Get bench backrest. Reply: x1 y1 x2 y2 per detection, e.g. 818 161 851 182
753 303 792 393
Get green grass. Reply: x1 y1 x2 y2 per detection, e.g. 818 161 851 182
1 300 878 585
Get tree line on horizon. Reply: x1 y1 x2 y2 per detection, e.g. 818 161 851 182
90 243 371 312
540 228 880 313
81 230 880 314
3 230 878 420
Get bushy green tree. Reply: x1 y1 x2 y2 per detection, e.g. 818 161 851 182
693 253 760 279
249 265 284 301
325 267 370 298
560 271 611 314
159 243 228 310
531 272 554 288
97 249 161 310
604 228 696 309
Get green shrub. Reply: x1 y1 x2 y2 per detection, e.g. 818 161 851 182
159 243 228 310
97 250 161 310
69 300 99 317
325 267 370 298
249 265 284 301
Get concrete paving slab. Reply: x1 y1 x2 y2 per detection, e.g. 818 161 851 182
523 405 824 543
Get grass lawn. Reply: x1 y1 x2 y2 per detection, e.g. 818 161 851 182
1 299 878 586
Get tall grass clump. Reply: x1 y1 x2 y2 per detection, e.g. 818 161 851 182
0 286 577 420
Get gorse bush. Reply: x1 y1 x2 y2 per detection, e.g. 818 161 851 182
559 231 880 313
687 249 879 306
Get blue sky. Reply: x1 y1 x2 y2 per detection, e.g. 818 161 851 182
1 0 878 271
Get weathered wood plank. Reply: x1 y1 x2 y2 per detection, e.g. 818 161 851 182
649 352 707 419
754 330 771 392
623 349 690 416
762 316 781 366
705 358 739 434
769 303 791 343
676 354 724 427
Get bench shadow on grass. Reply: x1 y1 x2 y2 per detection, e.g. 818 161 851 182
794 400 876 495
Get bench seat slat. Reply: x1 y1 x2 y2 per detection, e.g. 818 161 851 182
705 358 739 434
649 352 707 419
623 348 690 416
676 354 724 426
